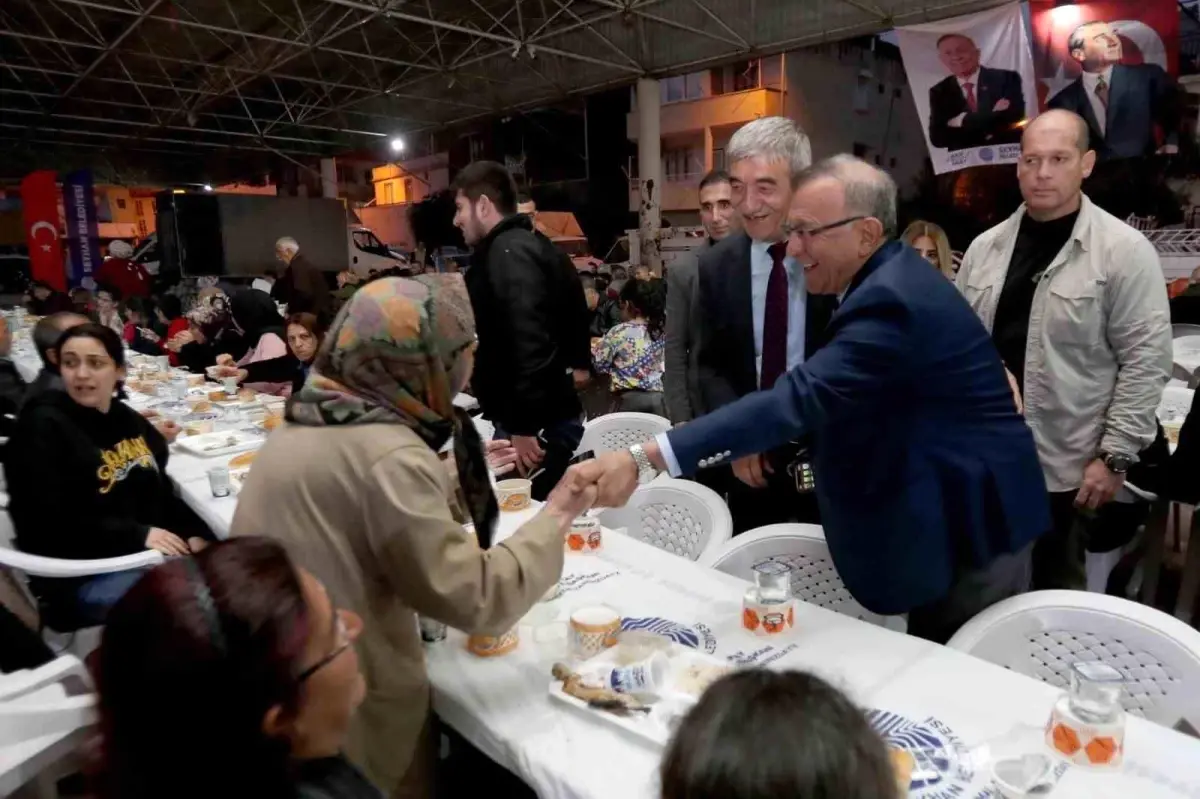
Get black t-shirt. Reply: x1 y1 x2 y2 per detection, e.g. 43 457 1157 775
991 210 1080 392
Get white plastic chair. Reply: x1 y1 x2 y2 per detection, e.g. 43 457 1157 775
0 656 97 799
947 590 1200 727
699 523 906 631
0 499 162 655
576 412 672 456
598 478 731 562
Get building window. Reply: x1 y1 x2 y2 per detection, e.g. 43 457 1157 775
732 60 760 92
383 182 395 204
116 198 127 210
135 200 144 216
853 78 870 114
852 143 868 158
404 178 414 201
889 157 897 168
364 169 374 184
660 72 706 104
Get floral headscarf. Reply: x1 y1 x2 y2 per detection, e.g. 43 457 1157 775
287 275 498 547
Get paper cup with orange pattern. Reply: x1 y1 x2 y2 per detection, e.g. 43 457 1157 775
566 516 603 553
741 588 795 638
466 627 520 658
1044 702 1124 768
569 605 621 661
495 479 532 512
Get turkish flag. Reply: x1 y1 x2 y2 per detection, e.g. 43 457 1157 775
20 170 66 291
1029 0 1179 107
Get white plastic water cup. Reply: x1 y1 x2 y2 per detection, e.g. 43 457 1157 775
207 466 231 498
222 376 239 396
608 652 670 695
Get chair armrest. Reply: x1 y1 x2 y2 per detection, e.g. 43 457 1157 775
0 548 164 578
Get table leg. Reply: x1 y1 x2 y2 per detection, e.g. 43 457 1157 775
1174 505 1200 624
1140 499 1171 609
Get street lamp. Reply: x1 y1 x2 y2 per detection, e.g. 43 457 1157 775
390 137 405 154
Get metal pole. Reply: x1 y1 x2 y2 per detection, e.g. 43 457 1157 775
636 77 662 274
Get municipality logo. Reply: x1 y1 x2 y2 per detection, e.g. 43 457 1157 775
978 147 995 163
620 617 717 653
866 710 979 798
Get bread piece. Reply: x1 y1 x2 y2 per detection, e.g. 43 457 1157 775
262 414 283 432
228 452 257 469
890 749 914 794
237 388 257 402
190 400 213 413
208 390 228 402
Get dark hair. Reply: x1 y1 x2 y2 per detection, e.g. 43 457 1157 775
96 286 121 302
619 276 666 340
123 296 155 322
157 294 183 320
452 161 518 216
516 191 533 205
96 538 312 799
33 312 87 366
661 670 898 799
698 169 732 192
935 33 975 49
57 323 128 399
285 312 326 360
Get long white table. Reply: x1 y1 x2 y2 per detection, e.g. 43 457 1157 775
177 465 1200 799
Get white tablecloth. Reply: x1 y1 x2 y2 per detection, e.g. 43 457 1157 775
1176 336 1200 377
180 478 1200 799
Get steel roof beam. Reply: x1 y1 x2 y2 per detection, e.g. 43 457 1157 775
59 0 166 100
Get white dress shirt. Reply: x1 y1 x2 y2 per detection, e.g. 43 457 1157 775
749 239 807 382
658 239 811 476
957 68 982 106
1081 66 1114 135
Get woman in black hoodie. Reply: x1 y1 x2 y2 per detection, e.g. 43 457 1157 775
8 323 215 629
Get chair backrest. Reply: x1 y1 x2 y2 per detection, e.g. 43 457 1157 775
599 478 731 562
700 523 905 631
1172 323 1200 340
577 412 672 456
947 590 1200 726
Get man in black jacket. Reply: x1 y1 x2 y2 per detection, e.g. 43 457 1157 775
272 236 331 320
454 162 587 499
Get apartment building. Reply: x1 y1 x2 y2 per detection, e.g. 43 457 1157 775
627 39 927 225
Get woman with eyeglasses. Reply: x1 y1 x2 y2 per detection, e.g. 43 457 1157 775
95 537 382 799
7 324 214 629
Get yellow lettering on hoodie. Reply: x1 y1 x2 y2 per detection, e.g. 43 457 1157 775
97 436 156 494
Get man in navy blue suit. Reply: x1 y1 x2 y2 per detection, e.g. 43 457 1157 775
568 155 1050 643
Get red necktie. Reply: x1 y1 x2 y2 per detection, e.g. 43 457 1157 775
964 81 977 112
760 242 789 390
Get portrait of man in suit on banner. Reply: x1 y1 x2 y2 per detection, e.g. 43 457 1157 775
1046 20 1181 160
928 33 1027 151
895 3 1038 174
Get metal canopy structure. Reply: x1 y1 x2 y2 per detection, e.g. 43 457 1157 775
1 0 1002 177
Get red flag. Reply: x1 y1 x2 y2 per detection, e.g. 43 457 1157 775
20 170 66 291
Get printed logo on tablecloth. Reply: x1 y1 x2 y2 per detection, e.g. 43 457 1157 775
865 710 984 799
556 570 620 595
620 617 717 654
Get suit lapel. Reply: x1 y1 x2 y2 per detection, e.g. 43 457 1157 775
728 233 757 393
1073 82 1105 143
1105 64 1125 134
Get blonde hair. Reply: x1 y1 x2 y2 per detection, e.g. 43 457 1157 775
901 220 954 279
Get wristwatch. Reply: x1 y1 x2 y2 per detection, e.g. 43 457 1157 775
629 443 659 485
1099 451 1134 475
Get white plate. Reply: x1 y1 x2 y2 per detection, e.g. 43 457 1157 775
175 430 265 458
547 642 733 748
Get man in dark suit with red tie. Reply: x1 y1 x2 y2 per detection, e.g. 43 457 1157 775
692 117 837 532
927 33 1025 151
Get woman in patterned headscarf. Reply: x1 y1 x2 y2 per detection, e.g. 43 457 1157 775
229 276 596 797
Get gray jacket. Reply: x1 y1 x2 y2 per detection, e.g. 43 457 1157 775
665 259 703 422
956 195 1173 492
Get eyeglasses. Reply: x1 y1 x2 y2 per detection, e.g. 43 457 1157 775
296 610 354 683
784 215 867 239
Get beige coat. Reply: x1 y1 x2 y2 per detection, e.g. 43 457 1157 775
230 422 564 795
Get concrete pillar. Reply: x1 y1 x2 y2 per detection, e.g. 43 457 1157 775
704 126 714 172
636 78 662 274
320 157 338 199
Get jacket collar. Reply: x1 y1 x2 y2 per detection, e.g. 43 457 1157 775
841 239 903 303
478 213 533 252
990 194 1096 256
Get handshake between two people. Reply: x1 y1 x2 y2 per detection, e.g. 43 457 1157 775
485 439 646 525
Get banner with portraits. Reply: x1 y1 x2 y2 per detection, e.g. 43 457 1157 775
895 3 1038 174
1029 0 1182 161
